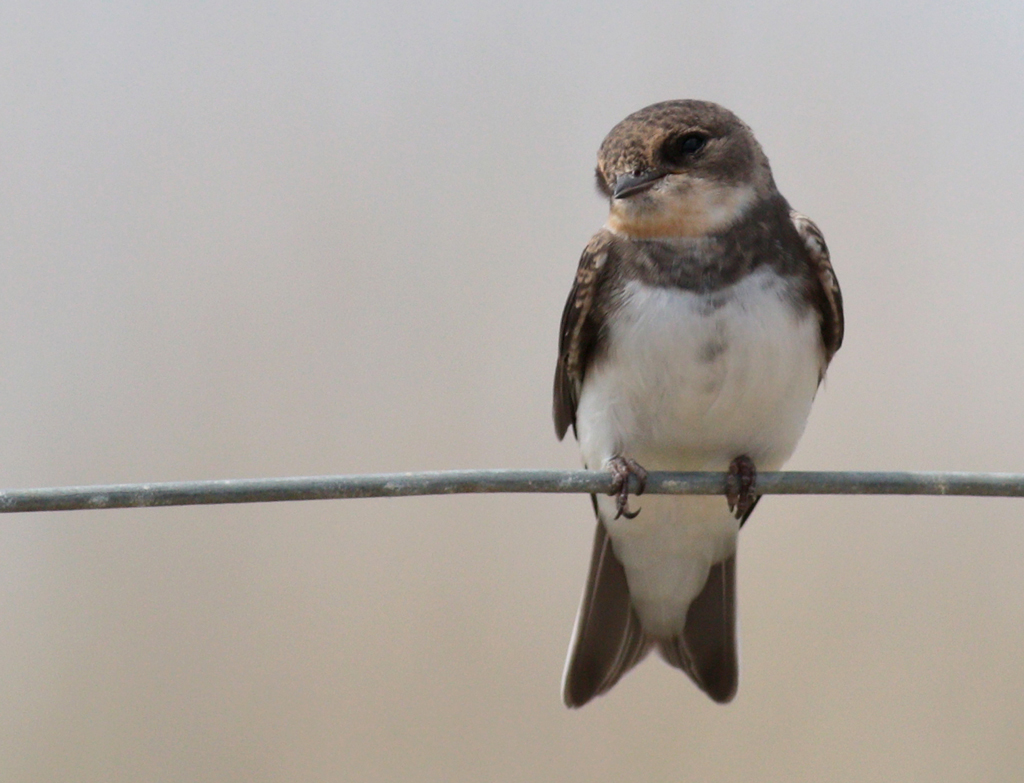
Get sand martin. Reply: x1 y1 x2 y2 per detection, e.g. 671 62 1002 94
554 100 843 707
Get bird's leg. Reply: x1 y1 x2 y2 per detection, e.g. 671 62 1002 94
607 456 648 520
726 455 757 519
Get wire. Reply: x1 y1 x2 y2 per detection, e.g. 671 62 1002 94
1 470 1023 513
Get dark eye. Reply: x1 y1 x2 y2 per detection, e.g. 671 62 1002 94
661 133 708 165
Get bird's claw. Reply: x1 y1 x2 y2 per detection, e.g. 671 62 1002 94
608 456 648 520
726 455 757 519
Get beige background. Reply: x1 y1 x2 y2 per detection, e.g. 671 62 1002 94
2 2 1024 780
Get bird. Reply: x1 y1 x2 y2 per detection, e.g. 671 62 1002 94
553 100 843 707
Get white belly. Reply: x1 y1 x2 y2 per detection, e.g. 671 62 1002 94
575 268 823 636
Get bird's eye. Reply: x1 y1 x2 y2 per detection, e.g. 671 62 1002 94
662 133 708 165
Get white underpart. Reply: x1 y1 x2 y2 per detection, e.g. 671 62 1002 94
575 268 823 637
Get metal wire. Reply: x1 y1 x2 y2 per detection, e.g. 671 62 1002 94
1 470 1023 514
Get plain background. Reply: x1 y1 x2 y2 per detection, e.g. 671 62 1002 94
3 2 1024 780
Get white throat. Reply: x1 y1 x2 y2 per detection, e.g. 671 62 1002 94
607 180 756 239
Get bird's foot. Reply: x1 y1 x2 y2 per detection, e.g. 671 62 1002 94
726 455 757 519
607 456 648 520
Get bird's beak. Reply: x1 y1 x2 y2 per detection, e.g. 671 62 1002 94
612 170 667 199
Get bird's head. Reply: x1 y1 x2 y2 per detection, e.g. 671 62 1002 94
596 100 775 239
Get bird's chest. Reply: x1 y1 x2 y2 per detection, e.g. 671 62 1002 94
576 269 823 468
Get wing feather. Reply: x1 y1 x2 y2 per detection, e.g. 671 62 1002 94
553 233 612 439
790 210 844 364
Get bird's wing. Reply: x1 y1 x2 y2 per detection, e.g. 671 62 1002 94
790 210 844 365
553 232 614 440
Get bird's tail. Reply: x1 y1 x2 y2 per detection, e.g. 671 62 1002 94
562 515 738 707
657 555 738 704
561 513 651 707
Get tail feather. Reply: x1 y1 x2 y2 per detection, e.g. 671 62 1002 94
563 498 740 707
562 507 651 708
658 554 738 703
